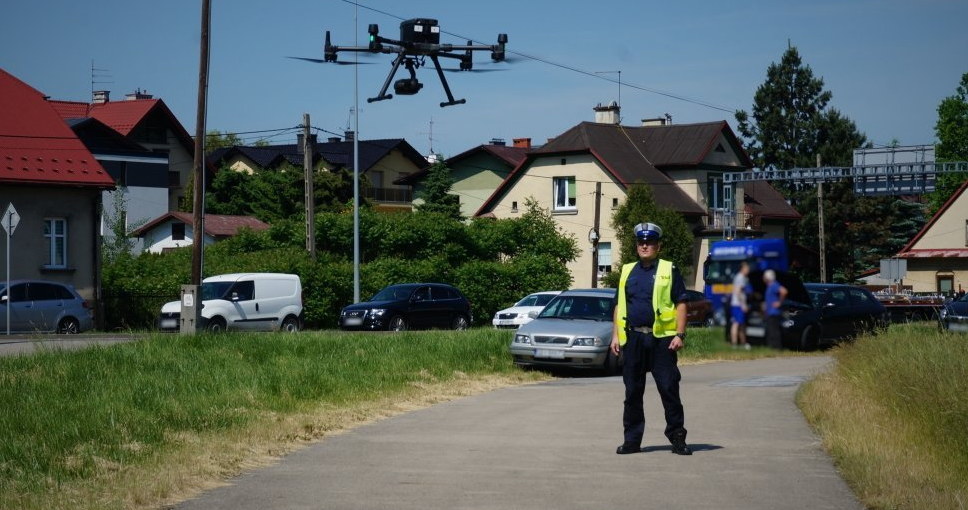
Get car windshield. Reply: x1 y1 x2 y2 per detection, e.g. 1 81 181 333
200 282 234 300
515 293 557 307
538 295 614 321
705 260 745 284
370 285 415 301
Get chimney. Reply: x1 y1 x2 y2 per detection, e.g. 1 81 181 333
641 114 672 127
125 88 153 101
92 90 110 104
328 136 341 143
344 130 355 141
489 138 506 146
513 137 532 149
593 101 620 125
297 134 317 154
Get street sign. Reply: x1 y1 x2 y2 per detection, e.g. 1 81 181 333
2 203 18 236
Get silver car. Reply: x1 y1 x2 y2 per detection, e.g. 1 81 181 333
0 279 94 334
509 288 619 374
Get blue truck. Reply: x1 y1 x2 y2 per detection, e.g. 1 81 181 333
703 238 789 325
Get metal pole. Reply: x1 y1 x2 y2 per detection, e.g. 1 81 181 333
817 154 826 283
352 4 361 303
5 225 9 336
591 182 601 288
304 113 316 259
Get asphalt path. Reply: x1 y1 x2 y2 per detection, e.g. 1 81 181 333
176 356 862 510
0 334 139 356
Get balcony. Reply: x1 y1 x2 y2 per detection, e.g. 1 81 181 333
705 208 759 232
365 187 413 203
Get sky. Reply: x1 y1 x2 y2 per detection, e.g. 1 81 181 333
3 0 967 159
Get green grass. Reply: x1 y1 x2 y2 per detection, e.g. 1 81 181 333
0 326 792 509
799 323 968 509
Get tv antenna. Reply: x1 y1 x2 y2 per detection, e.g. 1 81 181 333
90 60 113 97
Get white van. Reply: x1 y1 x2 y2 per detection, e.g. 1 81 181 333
159 273 303 333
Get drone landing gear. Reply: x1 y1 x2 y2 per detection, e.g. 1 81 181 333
366 53 466 107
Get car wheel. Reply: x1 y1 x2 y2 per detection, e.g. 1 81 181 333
799 325 820 351
207 317 227 333
281 315 300 333
452 314 469 331
388 316 408 332
57 317 80 334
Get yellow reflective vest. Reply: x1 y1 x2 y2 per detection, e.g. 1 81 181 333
615 258 677 345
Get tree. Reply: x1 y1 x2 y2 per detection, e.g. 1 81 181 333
204 130 242 154
101 188 146 262
735 46 831 172
414 159 462 220
927 72 968 215
606 184 693 287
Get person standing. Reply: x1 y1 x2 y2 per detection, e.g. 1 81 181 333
730 261 751 350
609 222 692 456
763 269 788 349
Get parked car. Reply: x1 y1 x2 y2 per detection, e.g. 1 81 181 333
940 293 968 332
492 291 561 329
339 283 472 331
509 288 619 374
158 273 303 333
745 274 887 350
683 289 714 327
0 279 93 334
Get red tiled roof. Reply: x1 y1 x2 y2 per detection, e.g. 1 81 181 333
0 69 114 188
48 96 194 154
898 249 968 258
130 212 269 238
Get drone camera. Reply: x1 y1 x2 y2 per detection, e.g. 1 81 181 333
400 18 440 45
394 78 423 96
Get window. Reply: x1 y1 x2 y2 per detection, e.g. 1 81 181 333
172 222 186 241
612 197 619 209
597 242 612 276
370 171 384 188
44 218 67 268
511 201 518 212
938 273 954 294
965 220 967 246
553 176 577 211
706 173 725 209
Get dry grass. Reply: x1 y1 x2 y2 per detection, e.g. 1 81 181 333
799 324 968 509
7 372 543 510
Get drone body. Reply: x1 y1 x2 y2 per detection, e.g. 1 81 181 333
294 18 508 107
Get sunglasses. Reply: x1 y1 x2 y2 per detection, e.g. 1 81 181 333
636 238 660 246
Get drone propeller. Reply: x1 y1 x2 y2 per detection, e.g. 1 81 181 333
287 56 373 66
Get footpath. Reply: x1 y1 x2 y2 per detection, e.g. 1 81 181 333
175 356 862 510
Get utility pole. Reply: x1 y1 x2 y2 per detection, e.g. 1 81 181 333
817 154 826 283
303 113 316 259
591 182 602 288
185 0 211 335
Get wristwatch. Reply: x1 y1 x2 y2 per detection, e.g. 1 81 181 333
676 332 686 339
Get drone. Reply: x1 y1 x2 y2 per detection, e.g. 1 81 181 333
292 18 508 108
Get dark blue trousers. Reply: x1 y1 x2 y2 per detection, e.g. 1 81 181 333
621 330 686 445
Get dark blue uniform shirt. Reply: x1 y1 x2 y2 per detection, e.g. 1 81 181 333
625 259 688 328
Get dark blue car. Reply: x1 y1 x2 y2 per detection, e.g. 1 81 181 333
339 283 472 331
940 294 968 332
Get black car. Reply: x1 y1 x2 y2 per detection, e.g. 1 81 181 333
339 283 472 331
940 293 968 332
746 273 887 350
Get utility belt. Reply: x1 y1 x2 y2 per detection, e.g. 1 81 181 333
626 325 653 334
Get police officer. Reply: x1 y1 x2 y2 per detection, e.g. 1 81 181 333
609 222 692 455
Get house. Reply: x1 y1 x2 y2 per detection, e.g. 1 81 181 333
130 212 270 254
475 103 800 289
208 133 428 213
48 89 195 212
394 138 530 219
893 180 968 293
0 68 116 303
67 116 169 253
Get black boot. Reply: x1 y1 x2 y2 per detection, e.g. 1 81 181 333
670 431 692 455
615 442 641 454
